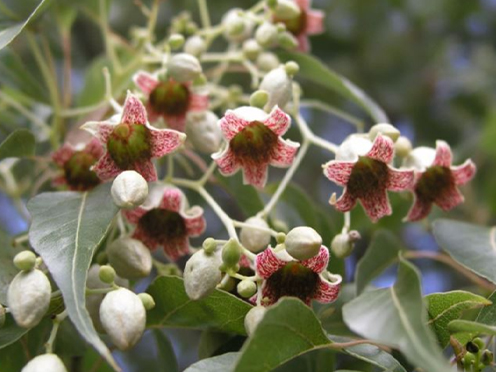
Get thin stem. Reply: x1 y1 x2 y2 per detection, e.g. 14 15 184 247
342 212 351 234
59 101 108 117
197 185 238 240
45 310 68 354
197 0 211 29
100 0 122 73
326 339 391 352
166 154 175 182
233 220 279 237
198 161 217 186
300 99 365 131
308 134 338 154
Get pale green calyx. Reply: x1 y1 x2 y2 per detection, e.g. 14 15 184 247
277 32 298 50
250 90 270 109
368 123 400 142
221 239 242 267
138 293 156 310
13 250 37 271
168 34 185 50
284 61 299 76
240 217 272 253
184 249 222 300
111 170 148 209
285 226 322 260
237 280 257 298
168 53 202 83
98 265 116 284
106 237 152 279
22 354 68 372
331 230 361 259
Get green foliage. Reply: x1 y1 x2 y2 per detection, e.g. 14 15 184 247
0 229 17 304
0 129 35 161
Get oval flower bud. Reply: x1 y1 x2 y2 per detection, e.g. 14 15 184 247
106 237 152 279
13 250 37 271
285 226 322 260
402 146 436 171
256 52 280 72
222 9 254 42
240 217 271 253
8 269 51 328
168 34 185 50
242 39 261 60
22 354 68 372
368 123 400 142
335 134 373 161
331 230 361 259
184 249 222 300
168 53 202 83
394 136 412 158
274 0 301 20
244 306 266 336
185 111 222 154
138 293 155 310
259 66 293 111
184 35 207 57
237 280 257 298
100 288 146 350
255 22 278 48
98 265 116 284
111 170 148 209
222 239 242 268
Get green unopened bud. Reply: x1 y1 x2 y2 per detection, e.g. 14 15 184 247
184 35 207 57
242 39 261 60
462 352 476 369
99 265 116 284
267 0 278 9
13 251 37 271
185 21 198 35
278 32 298 50
202 237 218 255
256 52 280 72
255 22 278 48
276 232 286 244
285 226 322 260
168 53 202 83
222 239 242 267
138 293 155 310
240 217 272 253
217 276 236 292
237 280 257 298
274 0 301 20
368 123 400 142
394 136 412 158
472 337 485 350
168 34 185 50
331 230 361 259
482 350 493 365
284 61 299 76
244 306 266 336
250 90 269 109
0 304 5 328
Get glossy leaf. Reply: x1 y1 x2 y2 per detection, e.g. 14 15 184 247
448 319 496 336
277 51 389 123
184 352 240 372
27 184 120 371
0 129 35 161
146 276 252 335
425 291 491 348
233 298 330 372
343 258 452 372
355 230 403 295
476 290 496 326
433 219 496 284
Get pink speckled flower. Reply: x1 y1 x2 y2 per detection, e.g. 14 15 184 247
323 134 415 222
212 106 299 188
52 138 103 191
124 186 206 260
82 92 185 182
255 246 341 306
273 0 324 52
133 71 208 132
405 140 476 222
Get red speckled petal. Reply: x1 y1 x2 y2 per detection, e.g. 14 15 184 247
387 167 415 191
219 110 250 140
159 188 182 212
213 148 241 176
435 185 464 212
451 159 476 185
263 106 291 136
366 134 394 164
182 206 206 237
405 195 433 222
256 248 289 279
85 138 104 159
133 71 159 95
189 93 209 111
149 127 185 158
121 92 148 125
295 0 309 8
305 10 324 35
92 153 122 181
301 246 329 274
164 115 187 132
313 277 340 303
334 189 357 212
162 237 190 261
270 138 299 167
52 144 74 166
433 140 452 167
133 226 159 251
359 189 392 222
133 159 157 182
296 34 310 52
123 207 148 224
242 162 269 188
323 160 355 187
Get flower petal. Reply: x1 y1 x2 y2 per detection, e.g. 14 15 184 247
85 138 104 159
189 93 209 111
387 167 415 191
81 121 115 143
334 189 357 212
260 282 278 306
313 277 340 303
255 248 289 279
435 185 464 211
123 207 148 224
219 110 250 141
213 148 241 176
242 163 269 188
359 190 392 222
295 0 309 9
52 144 74 166
159 188 183 212
263 106 291 136
296 34 310 52
92 153 122 181
149 127 186 158
163 115 187 132
133 159 157 182
323 160 355 187
270 138 299 167
163 237 190 261
147 104 160 124
366 134 394 164
405 195 433 222
182 206 206 237
451 160 476 185
121 92 148 125
133 226 159 251
433 140 453 167
133 71 159 95
305 10 324 35
301 246 329 274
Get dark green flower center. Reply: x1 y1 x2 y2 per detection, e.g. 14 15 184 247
63 151 100 191
265 261 319 304
415 165 454 202
107 123 152 169
230 121 278 164
138 208 186 242
274 10 307 36
149 81 190 116
347 156 389 198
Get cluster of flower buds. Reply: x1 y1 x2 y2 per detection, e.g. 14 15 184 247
462 338 493 371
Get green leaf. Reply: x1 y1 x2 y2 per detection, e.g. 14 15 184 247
153 330 179 372
0 229 17 305
146 276 252 335
343 258 452 372
317 283 356 337
27 183 120 371
273 349 335 372
184 352 240 372
0 129 35 161
355 230 403 295
448 319 496 336
433 219 496 284
476 290 496 326
216 172 264 218
425 291 491 348
233 298 330 372
0 0 49 50
276 51 389 123
328 336 407 372
198 331 242 360
0 314 29 349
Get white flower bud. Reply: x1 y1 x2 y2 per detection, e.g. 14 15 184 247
242 39 261 60
13 250 37 271
237 280 257 298
222 9 254 42
7 269 51 328
285 226 322 260
168 34 185 50
184 249 222 300
274 0 301 20
240 217 271 253
394 136 412 158
277 31 298 50
368 123 400 142
100 288 146 350
106 237 152 280
22 354 68 372
111 171 148 209
185 111 222 154
259 66 293 111
403 146 436 171
331 230 361 259
168 53 202 83
256 52 280 72
336 134 373 161
244 306 266 336
184 35 207 57
255 22 278 48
